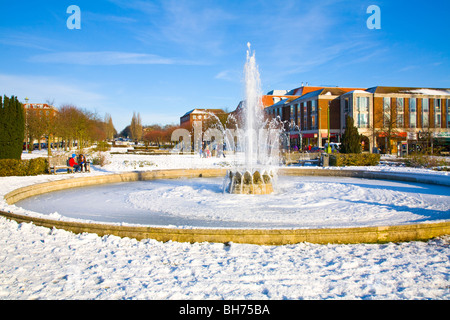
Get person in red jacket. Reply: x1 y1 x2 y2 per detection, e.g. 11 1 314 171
69 154 81 172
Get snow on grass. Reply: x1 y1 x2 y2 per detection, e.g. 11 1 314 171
0 149 449 300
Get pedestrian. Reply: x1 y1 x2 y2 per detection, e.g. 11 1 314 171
69 154 81 172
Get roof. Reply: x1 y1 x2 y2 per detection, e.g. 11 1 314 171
265 97 297 110
181 108 226 117
366 86 450 95
286 87 361 105
23 103 58 111
261 94 299 107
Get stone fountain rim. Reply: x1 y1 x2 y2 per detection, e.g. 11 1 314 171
1 167 449 245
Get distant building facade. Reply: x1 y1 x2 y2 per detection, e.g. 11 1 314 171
23 103 58 117
266 86 364 151
341 87 450 154
180 108 227 130
22 102 58 150
267 85 450 154
178 85 450 155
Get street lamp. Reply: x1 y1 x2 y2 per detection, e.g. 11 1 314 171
24 97 29 153
327 101 331 153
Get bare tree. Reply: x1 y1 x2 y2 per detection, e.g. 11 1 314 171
130 112 143 142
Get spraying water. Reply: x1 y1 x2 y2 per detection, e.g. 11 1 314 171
243 42 264 171
225 43 283 194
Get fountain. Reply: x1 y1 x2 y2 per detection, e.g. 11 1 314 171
225 43 282 195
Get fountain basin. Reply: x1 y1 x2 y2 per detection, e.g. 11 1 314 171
2 168 450 245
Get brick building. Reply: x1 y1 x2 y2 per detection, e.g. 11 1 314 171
266 86 364 150
264 85 450 154
180 108 227 130
23 103 58 117
23 102 58 150
341 87 450 154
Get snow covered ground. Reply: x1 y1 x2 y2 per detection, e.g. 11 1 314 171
0 149 449 300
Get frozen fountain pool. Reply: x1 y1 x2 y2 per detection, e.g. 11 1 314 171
16 175 450 229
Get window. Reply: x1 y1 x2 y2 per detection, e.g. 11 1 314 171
356 97 369 128
422 98 429 128
410 98 417 128
303 102 308 130
397 98 404 127
435 99 441 128
358 113 368 128
447 100 450 128
344 98 349 115
311 100 318 129
383 97 391 127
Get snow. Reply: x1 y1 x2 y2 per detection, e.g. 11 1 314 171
15 176 450 229
404 88 450 96
1 149 449 300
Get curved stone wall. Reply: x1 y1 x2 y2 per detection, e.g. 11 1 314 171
1 168 449 245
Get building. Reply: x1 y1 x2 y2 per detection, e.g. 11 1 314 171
265 85 450 154
268 86 364 150
341 86 450 154
178 85 450 155
265 86 450 154
23 102 59 150
23 102 58 117
180 108 227 130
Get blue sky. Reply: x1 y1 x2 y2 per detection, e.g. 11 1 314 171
1 0 449 132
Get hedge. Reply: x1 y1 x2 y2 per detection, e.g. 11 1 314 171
0 157 48 177
330 153 380 167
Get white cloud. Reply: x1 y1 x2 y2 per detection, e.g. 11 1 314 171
29 51 204 66
0 73 105 108
214 70 241 82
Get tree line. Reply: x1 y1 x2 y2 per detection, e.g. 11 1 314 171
26 104 116 153
119 113 181 147
0 95 117 160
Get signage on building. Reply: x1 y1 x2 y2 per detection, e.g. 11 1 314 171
434 132 450 139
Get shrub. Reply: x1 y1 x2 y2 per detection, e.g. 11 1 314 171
330 153 380 167
26 158 49 175
91 151 110 167
0 157 48 176
92 141 111 152
405 154 446 168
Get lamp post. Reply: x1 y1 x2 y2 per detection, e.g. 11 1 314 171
327 101 331 153
24 97 29 153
